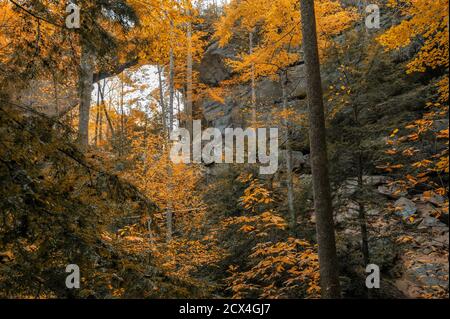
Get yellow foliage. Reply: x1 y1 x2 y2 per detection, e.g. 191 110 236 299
378 0 449 74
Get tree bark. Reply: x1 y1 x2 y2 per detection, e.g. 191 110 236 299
185 12 193 139
98 81 115 143
300 0 341 298
78 40 94 150
94 84 101 146
249 30 257 125
169 21 175 134
157 65 168 134
281 72 296 230
120 72 125 156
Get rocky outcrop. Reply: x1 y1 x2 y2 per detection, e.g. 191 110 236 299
195 41 308 132
195 7 449 299
198 42 235 86
330 175 449 298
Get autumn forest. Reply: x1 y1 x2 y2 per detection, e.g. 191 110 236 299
0 0 448 301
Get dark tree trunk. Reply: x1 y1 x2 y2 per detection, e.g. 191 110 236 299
94 84 100 146
98 81 115 142
78 39 94 150
300 0 341 298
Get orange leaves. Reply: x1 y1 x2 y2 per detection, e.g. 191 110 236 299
214 0 355 83
396 235 415 244
134 0 206 97
402 147 420 157
437 76 449 102
275 264 285 273
240 225 256 233
119 235 146 246
407 132 420 141
224 174 287 238
206 87 226 104
238 176 274 212
435 156 449 173
260 212 287 230
406 173 430 186
226 238 320 299
101 232 113 242
385 149 398 155
381 65 448 199
405 174 418 185
378 0 449 74
0 250 14 263
435 188 447 197
377 163 404 173
436 129 449 140
223 211 287 236
412 159 433 169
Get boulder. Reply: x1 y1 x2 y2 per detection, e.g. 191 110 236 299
198 42 234 86
378 184 408 199
416 202 439 218
256 78 283 102
363 175 391 186
417 216 447 229
394 197 417 218
420 192 446 207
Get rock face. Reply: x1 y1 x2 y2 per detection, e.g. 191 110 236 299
197 42 240 131
378 184 408 199
198 42 234 86
201 99 234 132
195 42 308 132
278 150 307 171
196 14 449 299
332 172 449 298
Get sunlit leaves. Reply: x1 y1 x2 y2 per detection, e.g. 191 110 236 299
226 238 320 299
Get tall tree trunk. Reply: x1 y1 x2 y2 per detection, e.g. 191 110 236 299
176 91 182 126
98 92 103 145
186 12 193 139
94 84 101 146
300 0 341 298
157 63 174 240
98 81 115 144
281 72 296 230
120 72 126 156
157 65 168 134
249 30 257 125
167 23 176 241
78 40 94 150
169 21 175 134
